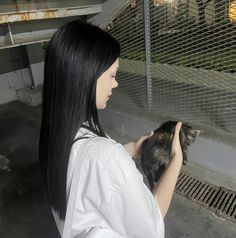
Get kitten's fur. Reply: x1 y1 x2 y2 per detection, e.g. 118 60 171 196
141 121 200 190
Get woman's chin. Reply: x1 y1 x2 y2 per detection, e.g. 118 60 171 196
97 103 107 110
102 103 107 109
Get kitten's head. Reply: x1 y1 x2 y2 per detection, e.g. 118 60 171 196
181 124 201 145
179 123 201 165
157 121 201 165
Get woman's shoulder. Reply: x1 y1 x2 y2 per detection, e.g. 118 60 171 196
73 136 130 163
73 136 138 183
72 135 116 153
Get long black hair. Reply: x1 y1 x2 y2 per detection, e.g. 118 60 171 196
39 20 120 219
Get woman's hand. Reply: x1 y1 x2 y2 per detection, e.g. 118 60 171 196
153 122 184 218
171 122 183 162
123 131 154 159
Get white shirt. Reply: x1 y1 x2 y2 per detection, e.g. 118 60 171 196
53 126 164 238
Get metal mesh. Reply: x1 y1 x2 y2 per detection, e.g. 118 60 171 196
108 0 236 134
108 0 147 110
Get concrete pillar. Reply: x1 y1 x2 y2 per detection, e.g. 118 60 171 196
26 43 45 88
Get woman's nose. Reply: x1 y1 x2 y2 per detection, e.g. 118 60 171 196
112 79 118 88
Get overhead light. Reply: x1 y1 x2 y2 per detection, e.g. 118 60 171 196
229 0 236 22
153 0 174 7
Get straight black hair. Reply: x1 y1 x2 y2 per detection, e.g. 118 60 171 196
39 20 120 219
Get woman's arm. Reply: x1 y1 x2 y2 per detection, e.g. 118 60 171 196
123 123 183 218
152 122 183 218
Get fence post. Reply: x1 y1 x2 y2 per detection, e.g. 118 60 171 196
144 0 152 111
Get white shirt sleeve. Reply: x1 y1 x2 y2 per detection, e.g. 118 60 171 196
98 141 165 238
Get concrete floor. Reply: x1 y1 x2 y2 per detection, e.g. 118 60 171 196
0 101 60 238
0 101 236 238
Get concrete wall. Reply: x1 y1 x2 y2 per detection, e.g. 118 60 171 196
29 61 44 87
26 43 45 87
0 46 31 102
0 46 29 75
0 43 44 104
0 67 32 105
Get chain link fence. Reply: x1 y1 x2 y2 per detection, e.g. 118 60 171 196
108 0 236 135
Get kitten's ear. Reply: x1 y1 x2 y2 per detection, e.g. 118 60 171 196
193 129 202 136
187 129 202 143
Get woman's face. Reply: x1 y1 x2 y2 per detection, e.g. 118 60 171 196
96 58 119 109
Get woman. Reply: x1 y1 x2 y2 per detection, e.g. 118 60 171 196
39 20 183 238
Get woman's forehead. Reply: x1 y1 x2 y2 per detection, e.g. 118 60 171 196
108 59 119 71
113 58 119 69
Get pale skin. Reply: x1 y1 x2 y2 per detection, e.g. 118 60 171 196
96 58 183 218
96 59 119 109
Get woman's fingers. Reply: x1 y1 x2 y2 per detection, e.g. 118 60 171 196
138 131 153 144
174 122 182 138
143 130 154 139
132 131 153 159
171 122 183 158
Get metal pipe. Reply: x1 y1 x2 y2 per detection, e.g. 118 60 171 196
144 0 152 111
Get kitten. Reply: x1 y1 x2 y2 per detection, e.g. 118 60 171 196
141 121 200 190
